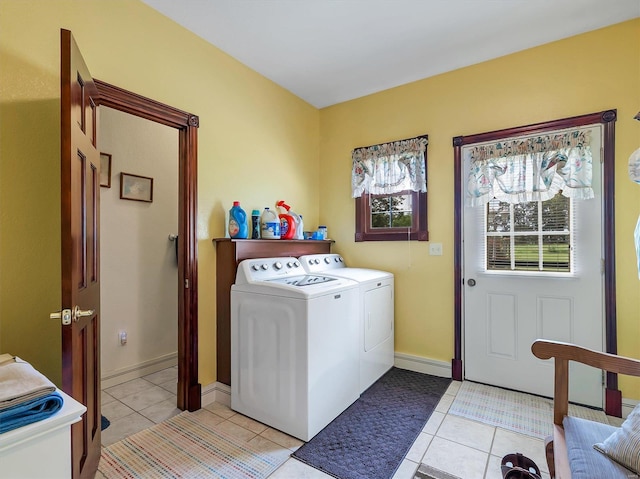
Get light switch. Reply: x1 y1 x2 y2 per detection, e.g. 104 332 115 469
429 243 443 256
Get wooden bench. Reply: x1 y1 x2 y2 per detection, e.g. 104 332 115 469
531 340 640 479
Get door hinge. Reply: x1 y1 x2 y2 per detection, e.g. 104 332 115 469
184 278 189 289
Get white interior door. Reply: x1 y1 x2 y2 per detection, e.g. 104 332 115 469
463 126 604 408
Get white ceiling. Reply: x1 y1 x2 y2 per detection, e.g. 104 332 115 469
141 0 639 108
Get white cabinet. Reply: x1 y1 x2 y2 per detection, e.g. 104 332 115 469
0 390 86 479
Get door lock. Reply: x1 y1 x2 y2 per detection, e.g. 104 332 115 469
50 306 94 325
50 308 72 325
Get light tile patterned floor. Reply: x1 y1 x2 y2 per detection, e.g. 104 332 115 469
99 370 560 479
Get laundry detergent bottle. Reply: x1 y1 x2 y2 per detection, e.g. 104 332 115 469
260 207 281 239
228 201 248 239
251 210 261 239
276 200 296 239
295 214 304 240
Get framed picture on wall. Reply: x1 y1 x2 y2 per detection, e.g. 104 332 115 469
100 152 112 188
120 172 153 203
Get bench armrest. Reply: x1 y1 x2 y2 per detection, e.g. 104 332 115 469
531 340 640 425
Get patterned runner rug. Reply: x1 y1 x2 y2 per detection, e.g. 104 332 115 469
292 367 452 479
449 381 609 439
99 409 289 478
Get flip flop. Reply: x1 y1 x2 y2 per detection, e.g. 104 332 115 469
501 453 542 479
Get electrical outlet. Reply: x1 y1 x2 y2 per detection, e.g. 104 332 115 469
429 243 443 256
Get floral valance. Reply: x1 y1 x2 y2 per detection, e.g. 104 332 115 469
351 136 428 198
466 129 593 206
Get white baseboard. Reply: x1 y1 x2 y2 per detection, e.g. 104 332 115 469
101 353 178 389
202 381 231 408
394 352 451 378
199 360 636 421
202 353 452 409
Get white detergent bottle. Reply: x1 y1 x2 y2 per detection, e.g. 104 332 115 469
260 207 280 239
295 214 304 239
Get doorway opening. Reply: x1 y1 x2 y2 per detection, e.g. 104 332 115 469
99 107 179 401
95 80 200 411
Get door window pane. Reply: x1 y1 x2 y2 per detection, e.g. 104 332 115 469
486 193 572 273
542 234 570 272
514 235 539 270
486 236 511 270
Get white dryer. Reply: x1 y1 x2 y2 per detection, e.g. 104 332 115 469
231 257 359 441
300 253 394 393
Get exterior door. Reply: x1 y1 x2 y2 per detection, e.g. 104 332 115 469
463 125 604 408
60 29 101 479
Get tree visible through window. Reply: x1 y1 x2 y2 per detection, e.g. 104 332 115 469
371 193 413 228
486 193 571 272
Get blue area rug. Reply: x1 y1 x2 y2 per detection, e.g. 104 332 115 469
292 367 451 479
101 414 110 431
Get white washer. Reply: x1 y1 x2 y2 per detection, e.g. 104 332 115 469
231 256 359 441
300 253 394 393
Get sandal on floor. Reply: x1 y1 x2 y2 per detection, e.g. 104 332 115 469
501 453 542 479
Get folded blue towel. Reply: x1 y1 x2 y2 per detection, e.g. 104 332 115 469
0 391 64 434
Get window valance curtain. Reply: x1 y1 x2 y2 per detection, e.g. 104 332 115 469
352 136 428 198
466 129 593 206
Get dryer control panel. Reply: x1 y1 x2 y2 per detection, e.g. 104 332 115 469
300 253 345 273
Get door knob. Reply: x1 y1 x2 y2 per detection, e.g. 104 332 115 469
72 306 94 322
50 306 94 325
467 278 476 287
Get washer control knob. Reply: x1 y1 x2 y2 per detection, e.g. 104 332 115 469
261 263 268 270
293 260 300 267
324 257 331 264
274 261 283 270
251 264 260 271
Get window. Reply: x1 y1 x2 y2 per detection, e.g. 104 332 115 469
352 135 428 242
486 193 572 272
356 190 427 241
464 128 594 272
371 192 413 227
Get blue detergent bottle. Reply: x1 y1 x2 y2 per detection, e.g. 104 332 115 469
228 201 248 239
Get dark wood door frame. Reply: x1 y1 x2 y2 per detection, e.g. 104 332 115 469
94 80 201 411
452 109 620 416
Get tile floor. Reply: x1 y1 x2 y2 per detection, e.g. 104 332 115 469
99 369 555 479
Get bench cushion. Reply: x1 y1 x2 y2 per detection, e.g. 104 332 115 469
594 404 640 474
563 416 635 478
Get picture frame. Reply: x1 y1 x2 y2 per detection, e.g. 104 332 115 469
120 172 153 203
100 152 112 188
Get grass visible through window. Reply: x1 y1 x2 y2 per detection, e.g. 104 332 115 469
486 194 571 272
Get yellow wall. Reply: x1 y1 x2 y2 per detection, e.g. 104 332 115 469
1 1 638 400
0 0 320 386
319 19 640 398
